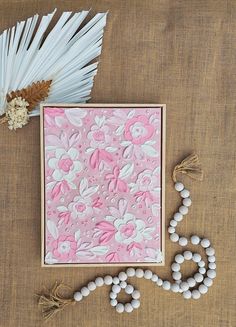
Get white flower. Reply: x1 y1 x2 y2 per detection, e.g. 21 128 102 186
129 168 160 196
114 213 145 245
68 195 93 219
136 169 159 192
6 97 29 130
144 248 163 263
48 147 82 183
87 117 111 149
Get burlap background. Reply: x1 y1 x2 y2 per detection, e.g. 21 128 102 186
0 1 235 326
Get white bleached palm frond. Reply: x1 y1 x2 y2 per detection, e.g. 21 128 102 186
0 9 107 123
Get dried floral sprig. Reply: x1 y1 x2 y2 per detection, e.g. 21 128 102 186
5 97 29 130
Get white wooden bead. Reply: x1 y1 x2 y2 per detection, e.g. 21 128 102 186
199 267 206 275
180 188 190 199
183 197 192 207
193 253 201 263
175 182 184 191
191 235 200 245
170 233 179 242
168 226 175 234
208 256 216 263
174 212 183 222
198 260 205 268
156 278 163 286
171 283 180 293
132 290 140 299
171 262 180 272
194 273 204 283
187 277 196 288
110 299 118 307
175 254 184 264
151 274 158 282
87 281 96 291
125 303 133 313
192 290 201 299
113 277 119 284
201 238 210 248
208 262 216 270
126 267 135 277
112 284 121 293
203 277 213 287
170 219 177 227
125 284 134 294
207 269 216 279
81 287 90 297
104 275 113 285
206 247 215 256
199 284 208 294
162 281 171 290
179 237 188 246
180 282 189 292
172 271 182 281
184 251 193 260
110 292 117 299
95 277 104 287
131 299 140 309
116 303 124 313
135 268 144 278
144 270 153 279
179 205 188 215
183 290 191 299
180 189 190 198
120 281 127 289
118 272 127 281
73 291 82 302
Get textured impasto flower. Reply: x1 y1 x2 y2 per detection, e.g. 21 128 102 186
48 147 82 183
52 235 77 260
114 213 146 245
87 116 112 149
68 196 93 219
124 115 154 145
144 248 163 263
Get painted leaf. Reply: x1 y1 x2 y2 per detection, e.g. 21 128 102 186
69 132 80 147
90 245 109 255
119 163 134 179
46 220 58 239
141 144 159 157
79 178 88 195
118 198 127 216
82 185 99 199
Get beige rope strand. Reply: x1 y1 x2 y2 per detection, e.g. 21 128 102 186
172 153 204 183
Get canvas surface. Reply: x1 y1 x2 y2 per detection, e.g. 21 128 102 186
43 106 164 264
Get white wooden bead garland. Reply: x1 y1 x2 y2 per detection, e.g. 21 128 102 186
38 154 216 320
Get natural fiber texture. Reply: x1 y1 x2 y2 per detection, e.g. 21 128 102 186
38 282 75 321
172 153 204 183
0 1 235 327
0 115 8 124
6 80 52 112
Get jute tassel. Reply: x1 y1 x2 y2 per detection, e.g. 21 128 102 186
37 282 75 320
172 153 204 183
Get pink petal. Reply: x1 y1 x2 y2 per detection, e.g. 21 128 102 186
96 221 116 232
99 232 114 244
90 149 100 169
51 182 62 199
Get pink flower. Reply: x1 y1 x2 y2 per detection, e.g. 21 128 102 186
52 235 77 260
124 115 154 145
88 124 111 149
127 242 142 256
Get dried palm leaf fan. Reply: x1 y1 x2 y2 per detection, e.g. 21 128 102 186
0 9 107 130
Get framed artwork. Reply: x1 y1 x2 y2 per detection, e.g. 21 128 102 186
40 104 166 267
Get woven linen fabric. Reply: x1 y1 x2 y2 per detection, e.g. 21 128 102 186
0 1 235 326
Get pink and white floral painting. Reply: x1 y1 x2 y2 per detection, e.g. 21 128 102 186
43 106 164 265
